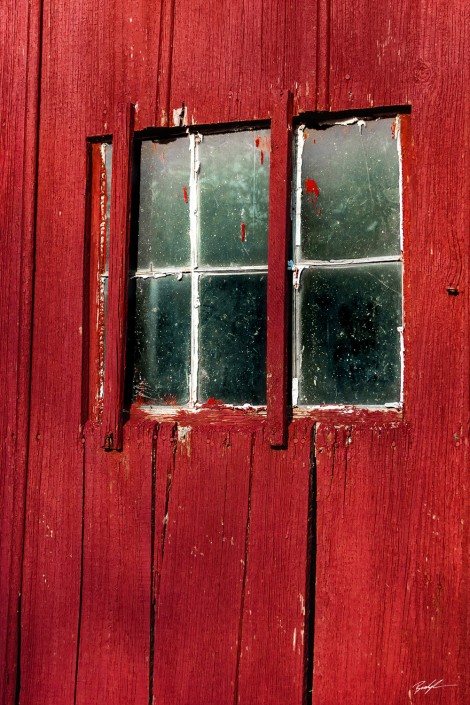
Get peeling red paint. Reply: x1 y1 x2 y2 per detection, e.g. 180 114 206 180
241 221 246 241
182 186 188 203
304 178 321 215
391 119 398 139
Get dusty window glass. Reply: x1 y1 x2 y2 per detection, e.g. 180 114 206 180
292 116 403 406
130 127 269 407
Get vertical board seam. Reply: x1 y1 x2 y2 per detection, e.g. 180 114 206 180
14 0 45 700
148 423 159 705
233 430 256 705
73 433 87 705
303 423 317 705
316 0 331 110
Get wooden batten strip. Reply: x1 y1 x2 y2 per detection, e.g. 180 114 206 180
101 103 135 450
266 90 293 447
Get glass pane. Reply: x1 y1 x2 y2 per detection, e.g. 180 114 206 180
138 139 190 269
199 130 270 266
300 118 400 260
198 274 267 404
133 275 191 404
298 263 402 404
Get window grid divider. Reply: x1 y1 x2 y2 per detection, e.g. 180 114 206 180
189 133 200 405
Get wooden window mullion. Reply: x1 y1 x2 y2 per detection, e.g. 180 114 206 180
266 90 293 447
102 102 135 450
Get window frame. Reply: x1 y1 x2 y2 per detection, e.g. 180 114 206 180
88 98 410 451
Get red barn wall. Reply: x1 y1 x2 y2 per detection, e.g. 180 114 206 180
1 1 468 704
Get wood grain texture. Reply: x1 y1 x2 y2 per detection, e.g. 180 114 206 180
0 0 41 701
20 1 161 699
166 0 317 125
266 90 293 447
102 103 134 450
152 425 254 704
76 422 154 704
237 420 314 705
314 424 467 704
6 0 468 703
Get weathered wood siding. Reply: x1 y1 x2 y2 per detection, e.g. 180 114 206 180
0 1 467 704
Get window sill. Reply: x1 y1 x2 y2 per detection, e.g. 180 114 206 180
125 402 403 427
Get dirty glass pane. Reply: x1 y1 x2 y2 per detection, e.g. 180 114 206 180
138 139 190 269
198 274 267 404
199 130 270 266
300 118 400 260
104 143 112 271
298 263 402 404
133 275 191 404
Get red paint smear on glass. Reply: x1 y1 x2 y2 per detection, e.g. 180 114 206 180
305 178 319 198
260 150 264 165
241 221 246 241
304 178 321 215
255 137 260 148
182 186 188 203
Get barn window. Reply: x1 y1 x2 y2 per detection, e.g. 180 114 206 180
90 112 404 420
291 117 403 406
128 127 270 406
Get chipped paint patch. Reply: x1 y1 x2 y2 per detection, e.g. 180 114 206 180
172 104 187 127
177 425 191 442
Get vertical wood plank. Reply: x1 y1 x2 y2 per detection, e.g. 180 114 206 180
102 103 135 451
314 423 467 705
237 421 314 705
76 422 154 704
152 425 254 705
316 0 331 110
155 0 177 126
0 0 41 700
168 0 317 124
266 90 293 447
18 1 160 702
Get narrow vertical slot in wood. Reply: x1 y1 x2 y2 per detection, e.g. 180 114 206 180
101 103 135 450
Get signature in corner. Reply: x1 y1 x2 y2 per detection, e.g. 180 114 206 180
412 679 457 695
